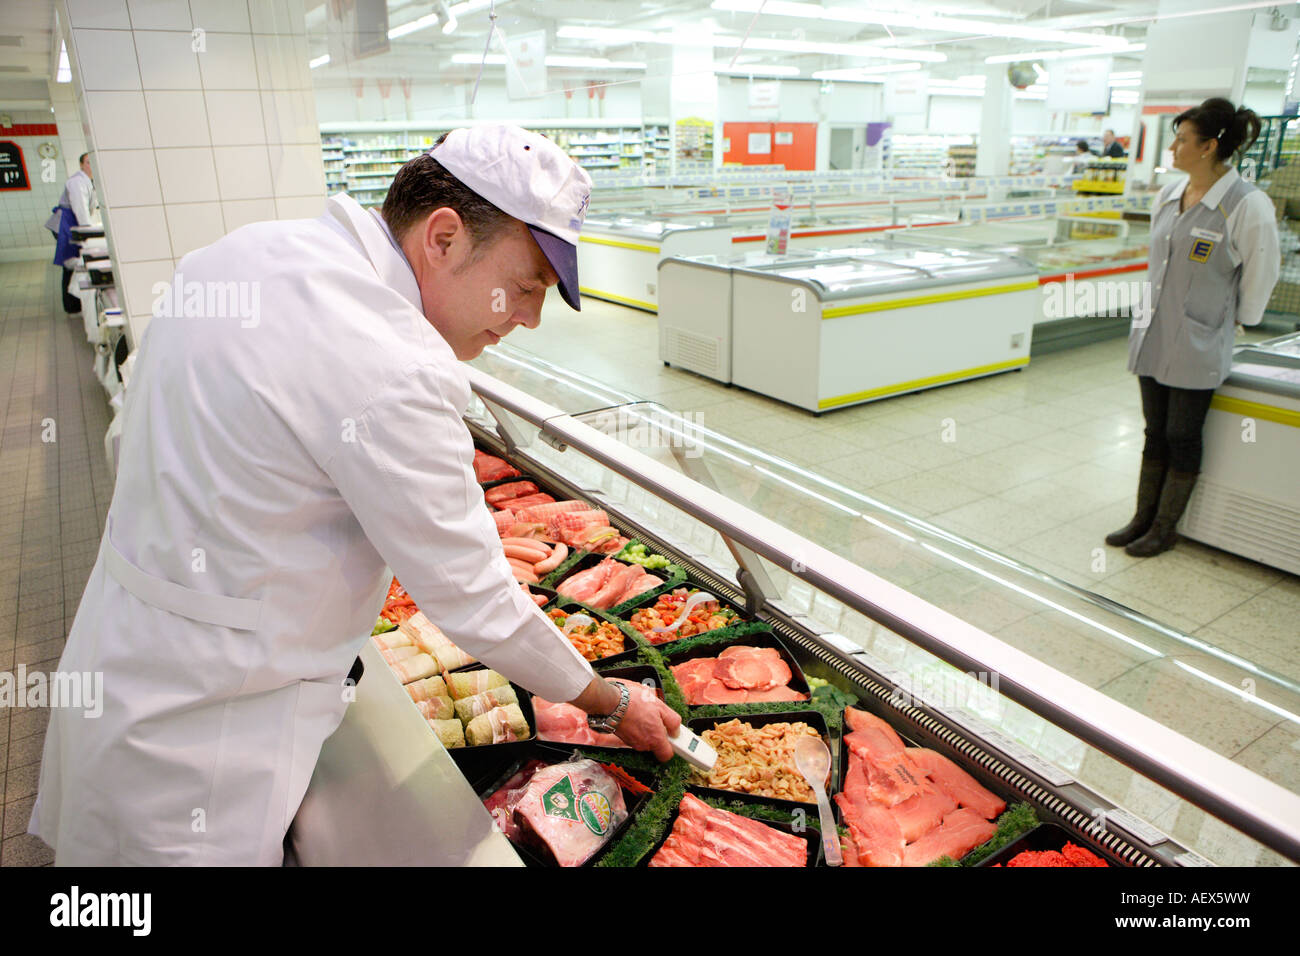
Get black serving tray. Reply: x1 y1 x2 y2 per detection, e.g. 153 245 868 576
643 789 824 868
660 630 810 707
976 822 1122 867
685 709 836 815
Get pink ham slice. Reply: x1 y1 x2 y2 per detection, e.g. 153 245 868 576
716 654 779 691
745 685 808 702
718 645 781 661
533 698 626 748
698 679 749 705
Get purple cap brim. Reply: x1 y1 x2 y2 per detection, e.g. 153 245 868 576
528 226 581 311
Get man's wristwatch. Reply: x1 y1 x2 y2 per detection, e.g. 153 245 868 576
587 681 630 734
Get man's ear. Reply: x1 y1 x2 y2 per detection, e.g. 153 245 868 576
419 207 465 265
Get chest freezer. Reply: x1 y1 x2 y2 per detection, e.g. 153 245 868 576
1180 344 1300 575
726 245 1038 412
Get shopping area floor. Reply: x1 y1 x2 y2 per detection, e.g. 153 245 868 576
510 294 1299 675
1 260 112 865
0 259 1295 866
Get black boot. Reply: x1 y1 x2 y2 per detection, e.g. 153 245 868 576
1105 457 1166 547
1126 470 1198 557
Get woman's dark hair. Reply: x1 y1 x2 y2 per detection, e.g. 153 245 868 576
1075 139 1091 153
1173 97 1262 162
381 133 512 248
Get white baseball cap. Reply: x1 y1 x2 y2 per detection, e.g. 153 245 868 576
431 124 592 310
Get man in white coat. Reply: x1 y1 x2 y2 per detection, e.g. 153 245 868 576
50 151 96 313
31 125 681 865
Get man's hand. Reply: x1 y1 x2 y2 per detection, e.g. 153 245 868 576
568 675 682 762
608 678 681 762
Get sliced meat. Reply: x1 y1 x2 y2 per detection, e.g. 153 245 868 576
484 480 539 506
889 788 958 843
761 658 793 690
698 679 749 705
901 808 997 867
906 748 1006 820
834 771 905 868
843 707 907 756
497 492 556 513
745 685 808 702
718 645 779 661
715 654 775 691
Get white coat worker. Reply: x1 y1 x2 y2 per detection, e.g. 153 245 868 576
31 125 682 865
48 151 96 314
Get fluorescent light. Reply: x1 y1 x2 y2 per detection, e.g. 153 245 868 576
1072 0 1281 29
389 13 439 39
556 24 946 62
56 40 70 83
438 0 457 34
449 53 646 70
710 0 1132 49
985 43 1144 64
389 1 493 39
812 64 925 81
309 53 330 69
716 63 801 77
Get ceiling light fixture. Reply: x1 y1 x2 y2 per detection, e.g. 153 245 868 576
555 24 947 62
309 53 330 69
985 43 1145 64
709 0 1132 49
56 40 70 83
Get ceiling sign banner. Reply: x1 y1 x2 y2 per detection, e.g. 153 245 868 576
1046 57 1112 113
503 29 547 100
884 71 929 116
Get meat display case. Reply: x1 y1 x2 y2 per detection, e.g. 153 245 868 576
290 345 1300 867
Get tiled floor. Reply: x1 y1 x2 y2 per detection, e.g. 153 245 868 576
1 259 113 866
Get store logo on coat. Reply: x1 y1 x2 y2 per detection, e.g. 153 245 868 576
0 665 103 718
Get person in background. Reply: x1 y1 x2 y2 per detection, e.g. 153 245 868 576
1071 139 1094 174
50 152 96 314
1108 98 1279 557
1101 129 1125 158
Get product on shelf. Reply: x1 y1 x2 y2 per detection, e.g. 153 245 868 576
378 577 417 625
473 450 520 483
998 842 1108 867
649 793 807 867
372 629 414 652
671 645 806 705
416 695 455 721
690 718 825 803
614 541 672 569
406 674 449 703
556 557 659 609
390 652 439 685
495 491 557 513
380 645 420 665
547 607 625 661
485 759 630 866
447 668 509 700
835 707 1004 866
453 684 519 723
429 718 466 749
629 588 740 643
485 480 539 507
533 696 627 748
500 536 568 585
545 508 627 553
465 703 530 745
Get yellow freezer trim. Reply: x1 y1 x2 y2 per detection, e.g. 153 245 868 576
820 280 1039 318
1210 395 1300 429
819 357 1030 409
578 235 660 253
578 286 658 313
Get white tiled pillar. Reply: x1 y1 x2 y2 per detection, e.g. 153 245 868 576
58 0 325 348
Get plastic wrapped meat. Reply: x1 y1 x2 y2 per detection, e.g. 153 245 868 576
509 760 629 866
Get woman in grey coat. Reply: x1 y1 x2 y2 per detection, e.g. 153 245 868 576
1108 98 1279 556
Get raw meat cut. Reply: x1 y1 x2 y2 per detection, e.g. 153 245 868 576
837 707 1005 866
906 748 1006 820
533 697 626 748
473 450 519 483
509 760 629 867
484 481 539 506
496 492 556 513
516 500 592 524
901 808 997 867
556 558 660 610
667 645 808 706
648 794 807 867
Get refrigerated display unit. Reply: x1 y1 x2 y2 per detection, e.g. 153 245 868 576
577 204 961 313
289 345 1300 867
674 244 1039 411
1180 333 1300 575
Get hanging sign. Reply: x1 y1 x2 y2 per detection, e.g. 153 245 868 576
0 142 30 191
765 186 792 255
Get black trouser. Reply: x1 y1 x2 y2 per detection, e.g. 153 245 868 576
1137 376 1216 473
61 266 82 313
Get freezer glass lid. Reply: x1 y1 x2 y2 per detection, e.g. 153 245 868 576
768 257 924 292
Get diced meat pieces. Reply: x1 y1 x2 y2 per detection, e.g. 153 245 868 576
901 808 997 867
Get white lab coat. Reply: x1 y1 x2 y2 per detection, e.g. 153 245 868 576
31 193 595 865
59 168 96 228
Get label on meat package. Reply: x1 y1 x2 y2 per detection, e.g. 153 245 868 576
542 774 581 822
541 773 611 835
1104 808 1170 847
